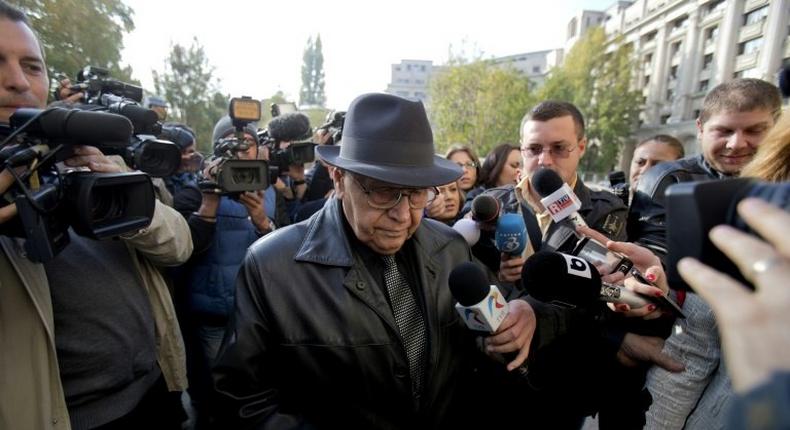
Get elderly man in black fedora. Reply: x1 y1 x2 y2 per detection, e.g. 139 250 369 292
211 93 538 428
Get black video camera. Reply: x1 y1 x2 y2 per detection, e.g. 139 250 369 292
666 178 790 290
258 109 315 176
68 66 181 177
200 97 270 194
0 107 156 263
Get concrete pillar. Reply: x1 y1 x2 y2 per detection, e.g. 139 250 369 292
758 0 789 80
650 25 669 124
715 0 746 82
673 10 701 121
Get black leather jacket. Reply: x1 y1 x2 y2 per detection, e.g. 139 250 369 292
628 154 726 257
212 197 480 429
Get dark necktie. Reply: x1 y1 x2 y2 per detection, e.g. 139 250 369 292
382 254 427 399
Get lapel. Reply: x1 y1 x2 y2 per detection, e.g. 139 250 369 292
0 237 56 344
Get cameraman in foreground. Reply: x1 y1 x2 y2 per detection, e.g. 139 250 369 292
174 115 282 428
0 3 193 428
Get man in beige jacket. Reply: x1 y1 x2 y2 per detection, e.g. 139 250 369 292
0 2 192 428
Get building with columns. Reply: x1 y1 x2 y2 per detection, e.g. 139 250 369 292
580 0 790 152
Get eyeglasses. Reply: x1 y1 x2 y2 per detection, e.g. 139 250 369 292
455 161 478 169
352 176 438 210
520 143 576 159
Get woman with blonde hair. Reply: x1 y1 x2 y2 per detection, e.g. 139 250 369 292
741 110 790 181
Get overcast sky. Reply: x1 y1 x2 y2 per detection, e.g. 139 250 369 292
122 0 614 110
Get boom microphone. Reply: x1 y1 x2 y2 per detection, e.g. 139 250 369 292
521 251 649 309
531 168 587 227
10 107 133 146
267 112 312 142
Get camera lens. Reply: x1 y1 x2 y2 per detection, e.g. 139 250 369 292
231 166 261 185
90 187 127 223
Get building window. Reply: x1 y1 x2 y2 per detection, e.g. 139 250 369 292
704 0 726 16
642 95 648 105
666 89 675 101
644 53 653 67
738 37 763 55
704 26 719 44
644 75 651 86
699 79 709 92
743 5 769 26
702 53 714 70
395 66 401 72
532 66 541 73
420 65 426 72
660 114 671 124
669 65 679 80
642 30 657 43
672 15 688 31
568 17 578 39
670 41 682 57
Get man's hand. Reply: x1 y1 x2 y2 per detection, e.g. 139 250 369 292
63 145 122 173
56 78 84 104
239 191 270 232
617 332 684 372
498 253 525 283
485 299 536 371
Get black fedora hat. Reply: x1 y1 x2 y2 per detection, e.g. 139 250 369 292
316 93 462 187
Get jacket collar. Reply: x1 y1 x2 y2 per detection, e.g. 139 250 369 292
294 197 450 268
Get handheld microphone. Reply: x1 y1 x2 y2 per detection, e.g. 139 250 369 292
570 235 685 318
495 213 528 257
471 194 500 225
521 251 650 309
531 168 587 227
449 262 529 378
452 218 481 246
449 262 510 332
267 112 312 142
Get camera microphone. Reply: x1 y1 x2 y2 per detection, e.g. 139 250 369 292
267 112 312 143
521 251 649 309
10 107 132 146
531 168 587 228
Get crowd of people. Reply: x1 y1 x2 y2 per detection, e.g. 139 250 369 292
1 2 789 429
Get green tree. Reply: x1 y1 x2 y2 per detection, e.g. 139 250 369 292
153 38 228 154
299 35 326 107
16 0 136 84
539 27 641 173
429 56 534 157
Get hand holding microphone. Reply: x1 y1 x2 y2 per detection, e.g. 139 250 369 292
575 225 684 319
449 262 535 374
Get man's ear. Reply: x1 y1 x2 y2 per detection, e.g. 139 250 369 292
696 118 704 141
578 137 587 158
331 168 345 198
